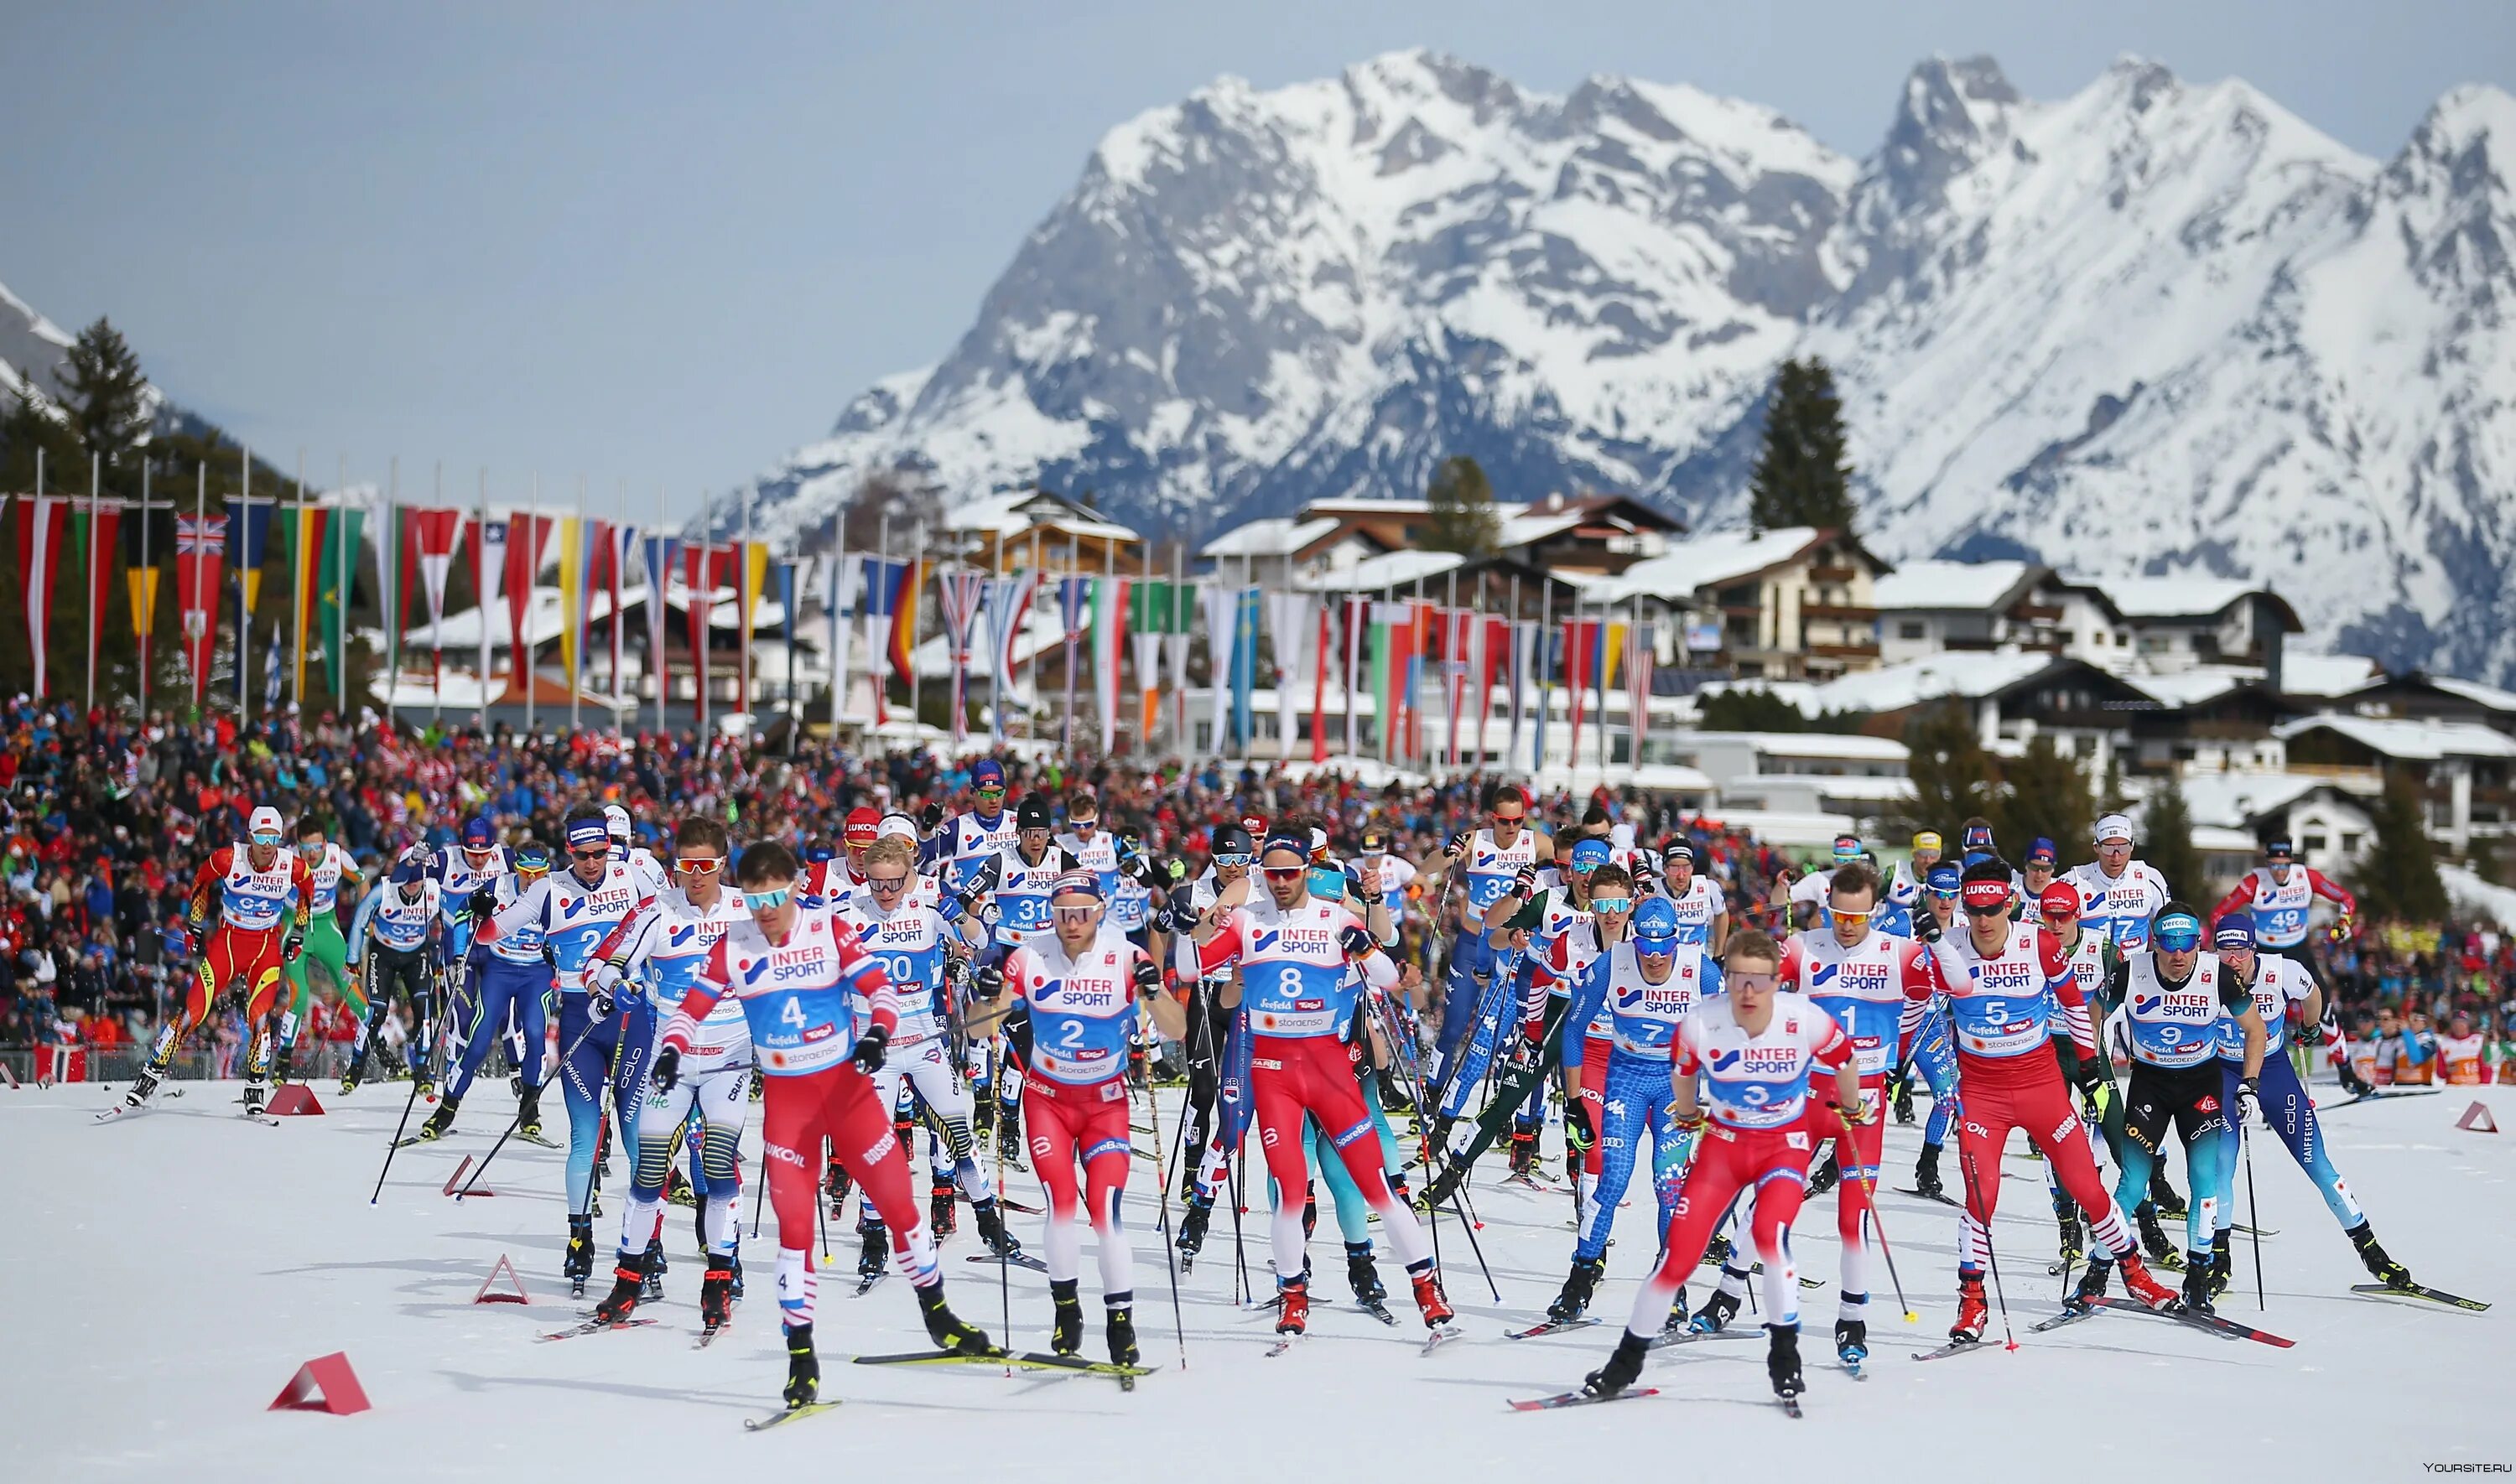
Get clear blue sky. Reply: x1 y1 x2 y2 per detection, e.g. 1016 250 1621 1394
3 3 2505 519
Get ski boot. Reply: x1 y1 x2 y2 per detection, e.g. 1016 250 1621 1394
1583 1332 1650 1398
974 1198 1022 1259
2135 1204 2183 1269
729 1252 746 1300
2347 1222 2415 1289
930 1180 958 1238
1346 1242 1387 1305
2056 1205 2085 1269
1834 1311 1869 1367
1548 1256 1604 1323
1049 1280 1085 1357
2209 1230 2233 1300
1506 1129 1539 1181
593 1250 648 1323
1691 1287 1741 1335
642 1236 667 1301
1702 1232 1733 1268
415 1070 436 1103
1952 1274 1988 1341
1422 1161 1465 1211
516 1084 543 1141
242 1078 269 1116
2068 1258 2111 1313
1107 1302 1140 1367
1275 1278 1310 1336
340 1066 362 1097
1177 1193 1211 1261
564 1215 596 1298
1664 1283 1692 1335
912 1280 993 1356
1892 1073 1916 1125
1410 1267 1455 1327
2181 1258 2216 1317
699 1255 735 1332
665 1166 696 1208
1767 1323 1806 1401
1911 1143 1947 1201
1301 1186 1317 1241
782 1324 819 1409
996 1107 1027 1172
2148 1170 2187 1219
2117 1253 2180 1310
417 1095 460 1140
123 1066 164 1111
1806 1145 1841 1195
858 1223 889 1284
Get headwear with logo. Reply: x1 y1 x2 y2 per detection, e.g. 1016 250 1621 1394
2025 837 2057 865
2036 881 2082 926
565 817 611 850
844 806 880 846
1925 864 1962 895
248 806 285 840
876 813 918 843
512 840 553 873
1633 897 1680 947
461 816 496 848
604 803 632 842
1962 822 1996 853
2212 911 2256 950
1049 869 1103 901
1569 838 1611 871
2264 838 2295 859
1212 823 1255 859
971 759 1006 788
1961 878 2014 912
2152 909 2204 952
1832 834 1863 864
1912 831 1944 853
2094 813 2135 845
1016 796 1053 832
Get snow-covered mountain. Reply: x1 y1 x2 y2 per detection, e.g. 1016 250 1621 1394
734 49 2516 682
0 278 79 405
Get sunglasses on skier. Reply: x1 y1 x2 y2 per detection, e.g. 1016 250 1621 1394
1052 905 1098 924
1261 866 1306 883
569 846 610 862
251 832 284 847
1832 909 1874 928
866 873 909 894
975 785 1006 801
742 886 793 911
1589 896 1632 915
674 857 722 875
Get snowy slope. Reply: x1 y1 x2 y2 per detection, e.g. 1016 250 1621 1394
8 1077 2511 1481
0 275 77 403
733 50 2516 686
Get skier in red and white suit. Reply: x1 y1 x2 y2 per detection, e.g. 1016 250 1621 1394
1905 859 2179 1343
1580 928 1860 1404
653 840 990 1413
1185 833 1456 1337
970 871 1189 1367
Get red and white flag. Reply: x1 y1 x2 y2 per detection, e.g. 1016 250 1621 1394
14 495 69 699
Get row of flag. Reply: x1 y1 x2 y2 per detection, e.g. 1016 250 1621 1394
13 487 1656 767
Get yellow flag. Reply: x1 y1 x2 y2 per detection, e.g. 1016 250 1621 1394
556 516 584 679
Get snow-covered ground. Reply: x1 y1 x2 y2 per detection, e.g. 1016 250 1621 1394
8 1077 2513 1481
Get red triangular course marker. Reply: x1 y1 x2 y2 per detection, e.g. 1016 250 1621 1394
268 1085 325 1116
269 1352 371 1414
2456 1101 2498 1133
441 1155 496 1197
474 1254 530 1305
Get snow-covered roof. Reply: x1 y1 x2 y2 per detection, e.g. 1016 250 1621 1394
1200 516 1339 559
1496 510 1584 547
1595 527 1823 601
2422 674 2516 714
2064 573 2259 619
2169 771 2341 832
2275 713 2516 760
1680 730 1910 762
944 491 1138 544
1800 651 2055 715
1299 551 1466 593
1873 559 2039 612
1689 808 1861 849
2127 667 2259 708
2267 651 2381 698
1723 772 1916 803
2442 865 2516 929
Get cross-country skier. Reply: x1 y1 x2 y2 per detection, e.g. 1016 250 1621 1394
2101 903 2265 1315
582 815 749 1331
2212 837 2357 967
922 757 1020 895
1579 929 1858 1405
2064 813 2174 951
1421 782 1553 1099
277 817 363 1082
970 870 1185 1364
653 839 991 1411
420 839 553 1146
427 816 507 1070
124 805 312 1113
1185 833 1457 1337
340 847 443 1095
1905 859 2179 1338
1653 842 1728 952
1547 894 1720 1328
2206 912 2420 1298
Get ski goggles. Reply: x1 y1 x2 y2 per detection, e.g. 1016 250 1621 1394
2153 913 2204 952
865 873 911 895
741 886 793 911
1589 895 1632 915
250 832 284 847
674 857 723 875
1829 908 1874 929
1634 934 1677 957
1214 853 1254 868
1051 905 1100 925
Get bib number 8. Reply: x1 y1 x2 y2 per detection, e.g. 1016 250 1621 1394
1279 966 1305 997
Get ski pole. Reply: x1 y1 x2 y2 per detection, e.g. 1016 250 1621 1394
1370 985 1500 1302
456 1002 607 1202
1142 1051 1191 1368
1961 1149 2019 1351
989 1083 1012 1378
2243 1119 2266 1311
1838 1109 1915 1323
370 1064 427 1205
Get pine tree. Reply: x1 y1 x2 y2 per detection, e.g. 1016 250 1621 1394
2353 773 2449 922
1747 358 1857 534
2140 773 2204 902
1995 735 2094 858
59 318 153 481
1899 703 1995 840
1425 455 1503 556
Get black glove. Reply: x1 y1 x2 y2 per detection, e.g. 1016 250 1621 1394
1565 1095 1594 1153
1508 1031 1544 1074
919 802 946 833
1340 924 1377 959
282 930 304 965
1513 864 1539 896
651 1044 682 1096
974 963 1005 999
465 887 498 922
1914 916 1942 944
2339 1059 2373 1096
2069 1059 2103 1099
850 1023 889 1073
1163 895 1201 936
1446 830 1470 859
1132 959 1162 995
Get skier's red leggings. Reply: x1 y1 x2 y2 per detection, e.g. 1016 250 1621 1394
1025 1072 1136 1292
189 926 287 1025
760 1062 935 1287
1250 1034 1434 1278
1619 1121 1816 1338
1578 1036 1610 1178
1952 1059 2131 1270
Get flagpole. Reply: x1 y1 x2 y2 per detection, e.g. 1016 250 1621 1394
908 520 924 746
475 468 489 731
1171 542 1185 757
740 478 754 730
653 483 668 735
991 527 1005 744
137 459 151 721
612 478 626 719
828 500 846 738
83 453 98 717
191 463 205 723
335 454 350 719
238 445 251 728
1535 578 1552 780
1064 532 1079 753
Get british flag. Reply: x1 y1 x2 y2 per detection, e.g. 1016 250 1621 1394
175 513 227 553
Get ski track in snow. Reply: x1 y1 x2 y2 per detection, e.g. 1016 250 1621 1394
5 1079 2513 1481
